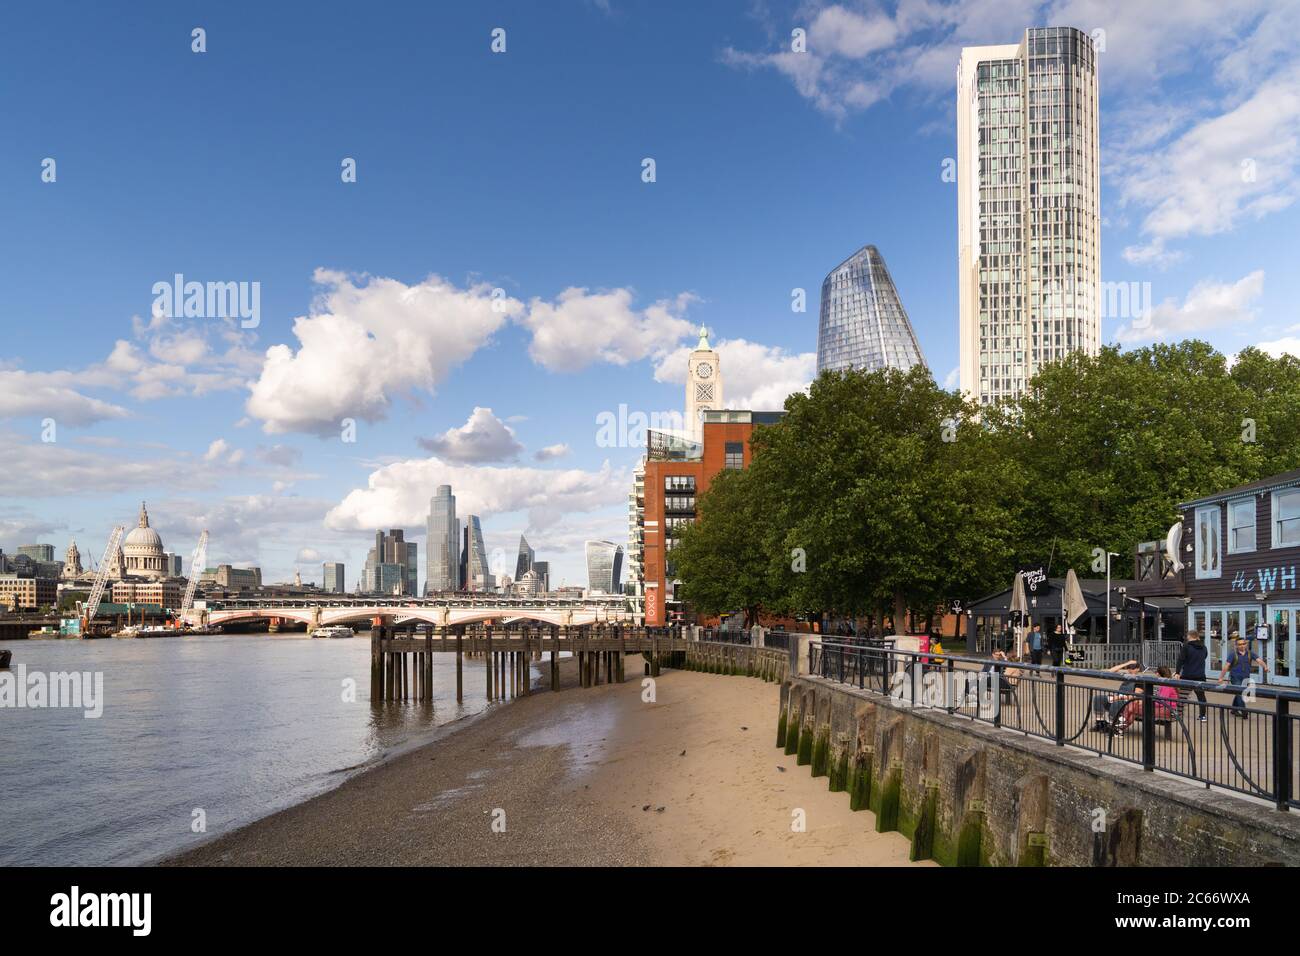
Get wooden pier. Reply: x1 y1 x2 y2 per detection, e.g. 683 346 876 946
369 623 697 703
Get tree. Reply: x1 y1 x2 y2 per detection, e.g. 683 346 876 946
1008 341 1282 577
747 366 1021 631
669 467 773 627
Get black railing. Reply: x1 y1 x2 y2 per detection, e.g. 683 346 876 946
695 628 795 650
809 641 1300 811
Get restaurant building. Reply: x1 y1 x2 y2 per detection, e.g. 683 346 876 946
1129 467 1300 687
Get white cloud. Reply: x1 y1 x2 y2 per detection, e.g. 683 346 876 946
1115 270 1264 343
296 547 322 563
1254 337 1300 360
654 337 815 410
724 0 1289 147
943 366 959 389
533 443 570 462
417 406 523 463
325 457 627 534
1113 64 1300 249
519 288 697 372
246 269 522 435
0 370 130 425
0 432 214 498
255 444 302 467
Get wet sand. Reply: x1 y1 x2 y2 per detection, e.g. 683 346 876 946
166 658 920 867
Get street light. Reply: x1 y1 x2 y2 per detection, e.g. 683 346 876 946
1105 551 1119 645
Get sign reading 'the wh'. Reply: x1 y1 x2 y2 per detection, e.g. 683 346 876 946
1231 566 1299 593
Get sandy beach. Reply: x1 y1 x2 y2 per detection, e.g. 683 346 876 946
167 658 920 867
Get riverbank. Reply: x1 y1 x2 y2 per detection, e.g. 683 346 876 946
167 657 921 866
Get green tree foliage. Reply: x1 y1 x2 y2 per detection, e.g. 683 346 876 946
668 467 772 627
1010 341 1300 576
670 341 1300 629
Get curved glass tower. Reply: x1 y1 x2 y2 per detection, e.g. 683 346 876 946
816 245 927 376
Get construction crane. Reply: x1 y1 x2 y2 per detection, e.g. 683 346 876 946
83 525 125 629
181 530 209 612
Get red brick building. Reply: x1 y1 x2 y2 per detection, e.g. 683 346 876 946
641 410 783 626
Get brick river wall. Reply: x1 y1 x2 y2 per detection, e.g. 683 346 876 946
779 675 1300 866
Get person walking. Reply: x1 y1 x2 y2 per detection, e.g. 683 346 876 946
1048 624 1067 667
1217 637 1266 718
1174 629 1209 721
1026 623 1045 665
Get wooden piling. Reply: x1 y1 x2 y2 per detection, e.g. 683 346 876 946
456 629 463 704
485 626 494 701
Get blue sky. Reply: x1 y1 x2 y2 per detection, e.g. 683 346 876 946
2 0 1298 588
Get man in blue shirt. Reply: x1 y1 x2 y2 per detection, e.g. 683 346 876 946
1217 636 1266 718
1026 624 1045 665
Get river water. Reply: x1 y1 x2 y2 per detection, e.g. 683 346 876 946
0 633 503 866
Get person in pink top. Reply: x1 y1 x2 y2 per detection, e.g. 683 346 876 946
1117 666 1179 732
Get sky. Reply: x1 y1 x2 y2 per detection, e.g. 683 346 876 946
2 0 1298 589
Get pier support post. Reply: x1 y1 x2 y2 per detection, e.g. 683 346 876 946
456 628 464 703
370 625 382 702
485 626 494 701
551 626 559 691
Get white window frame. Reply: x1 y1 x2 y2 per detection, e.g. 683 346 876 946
1195 505 1222 580
1273 487 1300 550
1228 496 1256 554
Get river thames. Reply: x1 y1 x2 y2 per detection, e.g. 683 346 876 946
0 634 501 865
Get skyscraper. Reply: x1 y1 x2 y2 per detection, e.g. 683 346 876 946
957 26 1100 407
426 485 461 594
322 562 345 593
585 540 624 595
532 560 549 594
816 245 927 376
362 529 417 595
462 515 489 591
514 534 534 581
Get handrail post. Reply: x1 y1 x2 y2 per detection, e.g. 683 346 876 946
946 657 955 714
1054 669 1066 746
1275 698 1291 811
1141 679 1155 771
858 646 864 691
992 663 1002 728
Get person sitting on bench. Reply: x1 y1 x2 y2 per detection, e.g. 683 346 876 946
1116 665 1179 734
1090 660 1141 732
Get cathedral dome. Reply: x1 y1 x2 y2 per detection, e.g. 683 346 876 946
121 502 167 579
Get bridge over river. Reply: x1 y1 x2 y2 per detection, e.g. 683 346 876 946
181 595 634 631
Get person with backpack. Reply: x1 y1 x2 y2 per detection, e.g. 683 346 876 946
1217 636 1266 718
1174 629 1209 721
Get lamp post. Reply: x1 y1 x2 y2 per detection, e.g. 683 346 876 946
1105 551 1119 645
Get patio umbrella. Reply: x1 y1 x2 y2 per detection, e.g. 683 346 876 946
1009 572 1029 661
1062 568 1088 647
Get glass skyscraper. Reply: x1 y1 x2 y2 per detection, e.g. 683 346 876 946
585 540 624 595
816 245 927 376
426 485 461 594
957 27 1100 407
514 534 534 581
462 515 489 591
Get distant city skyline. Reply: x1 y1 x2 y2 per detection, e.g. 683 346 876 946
3 3 1296 588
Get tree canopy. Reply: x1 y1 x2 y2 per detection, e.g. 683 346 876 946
669 341 1300 631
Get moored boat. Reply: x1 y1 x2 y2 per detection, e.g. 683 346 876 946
312 625 355 639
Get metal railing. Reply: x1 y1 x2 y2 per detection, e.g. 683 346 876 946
694 628 795 650
809 641 1299 811
1067 641 1182 670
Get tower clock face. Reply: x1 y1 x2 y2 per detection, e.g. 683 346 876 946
696 362 712 378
